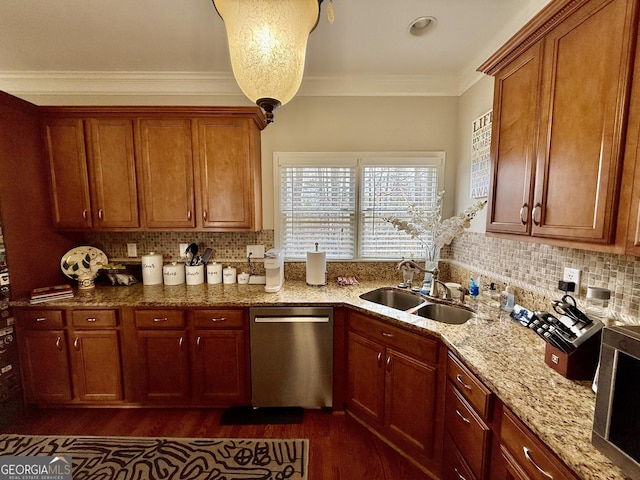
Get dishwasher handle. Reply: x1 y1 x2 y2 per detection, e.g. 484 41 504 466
254 316 330 323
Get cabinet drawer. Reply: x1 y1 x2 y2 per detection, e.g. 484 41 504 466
193 309 245 329
447 351 493 419
445 382 490 479
17 309 64 329
349 312 438 364
71 309 118 327
135 310 185 329
501 407 579 480
443 432 478 480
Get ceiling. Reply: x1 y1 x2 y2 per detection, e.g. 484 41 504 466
0 0 552 101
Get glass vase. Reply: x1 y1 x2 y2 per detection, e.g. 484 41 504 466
421 245 441 294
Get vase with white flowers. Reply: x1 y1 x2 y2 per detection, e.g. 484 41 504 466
384 191 486 291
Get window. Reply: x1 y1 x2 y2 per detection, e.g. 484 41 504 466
275 152 445 260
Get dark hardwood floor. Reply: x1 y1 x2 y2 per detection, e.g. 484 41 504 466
2 407 432 480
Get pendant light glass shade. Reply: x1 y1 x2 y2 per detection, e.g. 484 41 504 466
213 0 321 122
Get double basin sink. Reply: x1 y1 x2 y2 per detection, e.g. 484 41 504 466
359 287 475 325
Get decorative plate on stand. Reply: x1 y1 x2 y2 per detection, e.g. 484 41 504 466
60 246 108 289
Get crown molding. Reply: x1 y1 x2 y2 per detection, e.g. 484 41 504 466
0 70 463 99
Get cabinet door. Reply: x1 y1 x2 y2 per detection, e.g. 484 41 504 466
533 0 636 242
487 42 542 235
191 330 248 404
70 330 123 402
385 348 438 459
196 118 262 230
347 331 385 426
86 118 139 228
43 118 92 228
137 118 196 228
137 330 190 403
18 330 73 403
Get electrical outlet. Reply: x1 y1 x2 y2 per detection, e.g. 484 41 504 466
127 243 137 258
246 245 265 259
563 267 581 293
179 243 189 258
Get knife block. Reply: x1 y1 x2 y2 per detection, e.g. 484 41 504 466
544 332 601 380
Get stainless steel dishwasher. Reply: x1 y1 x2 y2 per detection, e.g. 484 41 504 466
250 306 333 408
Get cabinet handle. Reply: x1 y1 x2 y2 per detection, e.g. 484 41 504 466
519 203 529 225
187 210 192 220
453 467 468 480
386 356 392 373
210 317 226 323
455 408 471 424
82 209 88 220
381 332 394 338
203 210 208 221
98 209 104 221
523 446 553 479
56 336 63 351
532 202 542 226
153 317 168 323
35 317 47 322
179 337 184 349
456 374 472 391
73 337 80 351
377 352 383 368
196 336 201 347
86 317 97 323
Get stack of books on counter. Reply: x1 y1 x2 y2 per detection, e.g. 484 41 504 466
29 284 74 304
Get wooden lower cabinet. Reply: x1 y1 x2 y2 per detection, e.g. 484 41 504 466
133 307 249 406
492 407 580 480
346 311 445 475
16 307 123 404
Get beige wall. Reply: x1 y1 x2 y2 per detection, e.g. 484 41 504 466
454 75 494 232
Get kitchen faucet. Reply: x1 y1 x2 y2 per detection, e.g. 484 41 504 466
396 258 449 298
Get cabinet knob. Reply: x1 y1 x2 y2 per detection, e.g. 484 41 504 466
453 467 468 480
523 446 553 478
456 374 473 391
455 408 471 424
519 203 529 225
532 202 542 226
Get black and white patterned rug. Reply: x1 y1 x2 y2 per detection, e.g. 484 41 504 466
0 435 308 479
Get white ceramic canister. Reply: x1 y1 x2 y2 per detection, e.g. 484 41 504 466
207 262 223 284
163 262 185 285
237 272 250 284
223 266 237 284
141 252 163 285
185 264 205 285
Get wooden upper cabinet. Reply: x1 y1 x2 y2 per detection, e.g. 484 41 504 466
488 42 542 235
137 118 196 229
196 118 263 231
86 118 139 228
481 0 639 246
44 118 92 229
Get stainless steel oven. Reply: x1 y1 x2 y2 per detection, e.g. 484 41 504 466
592 325 640 479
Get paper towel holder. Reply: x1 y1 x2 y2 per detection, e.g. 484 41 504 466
306 243 327 286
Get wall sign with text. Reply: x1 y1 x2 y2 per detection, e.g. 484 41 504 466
471 110 492 198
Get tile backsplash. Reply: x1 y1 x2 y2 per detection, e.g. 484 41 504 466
87 229 640 325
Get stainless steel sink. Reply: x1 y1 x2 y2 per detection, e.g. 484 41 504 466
359 288 427 311
415 303 475 325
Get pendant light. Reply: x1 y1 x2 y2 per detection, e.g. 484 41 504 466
213 0 326 123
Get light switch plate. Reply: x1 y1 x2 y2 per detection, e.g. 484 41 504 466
179 243 189 258
246 245 265 259
127 243 137 258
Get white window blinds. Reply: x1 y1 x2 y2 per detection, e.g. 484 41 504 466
276 153 444 260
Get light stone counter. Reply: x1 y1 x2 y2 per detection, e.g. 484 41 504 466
12 280 628 480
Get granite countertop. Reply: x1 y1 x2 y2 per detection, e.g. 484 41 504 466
12 280 628 480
